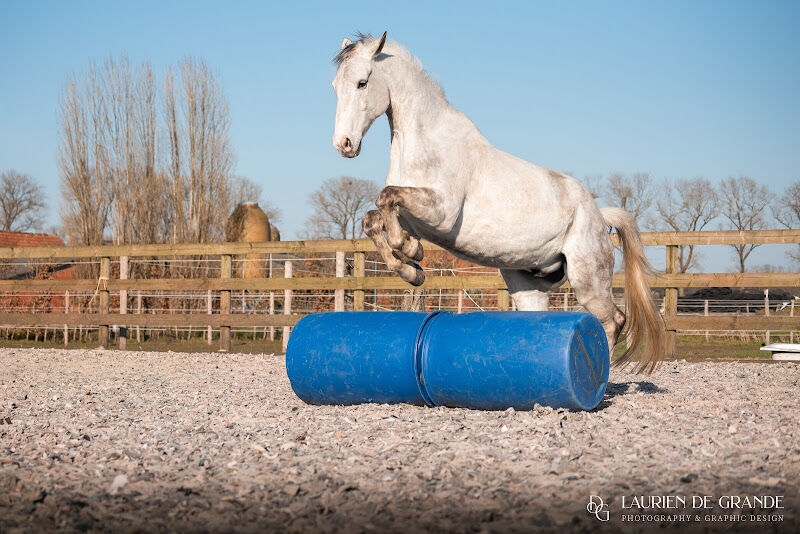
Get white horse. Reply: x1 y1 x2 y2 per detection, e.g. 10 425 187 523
331 33 667 372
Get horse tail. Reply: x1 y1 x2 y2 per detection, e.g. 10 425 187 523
600 207 669 373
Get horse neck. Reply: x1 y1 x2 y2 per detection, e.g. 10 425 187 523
382 58 485 167
383 59 450 143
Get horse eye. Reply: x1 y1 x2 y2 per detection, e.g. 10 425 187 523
357 80 367 89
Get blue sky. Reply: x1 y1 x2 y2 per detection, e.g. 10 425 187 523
1 1 798 270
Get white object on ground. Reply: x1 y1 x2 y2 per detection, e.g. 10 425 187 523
760 343 800 361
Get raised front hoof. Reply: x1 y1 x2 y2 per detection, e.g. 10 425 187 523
402 238 424 262
398 263 425 286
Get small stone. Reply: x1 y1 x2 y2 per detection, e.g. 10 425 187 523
680 473 698 483
108 474 128 495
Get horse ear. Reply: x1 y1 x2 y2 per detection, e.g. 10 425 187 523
341 37 352 50
371 32 387 57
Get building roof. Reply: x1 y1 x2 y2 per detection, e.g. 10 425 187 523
0 231 65 248
0 232 74 281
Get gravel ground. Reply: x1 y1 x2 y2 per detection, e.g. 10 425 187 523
0 348 798 533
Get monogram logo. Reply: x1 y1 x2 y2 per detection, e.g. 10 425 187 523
587 495 610 521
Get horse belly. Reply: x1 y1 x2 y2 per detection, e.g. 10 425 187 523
411 212 568 270
455 226 567 269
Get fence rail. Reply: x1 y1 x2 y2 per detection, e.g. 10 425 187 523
0 273 799 292
0 230 798 259
0 229 798 353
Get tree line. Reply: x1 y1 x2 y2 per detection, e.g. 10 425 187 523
56 55 276 247
586 172 799 273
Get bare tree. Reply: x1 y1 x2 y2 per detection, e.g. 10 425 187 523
579 173 604 200
231 175 262 206
653 177 718 272
230 175 283 224
58 69 113 246
302 176 380 239
603 172 654 224
747 263 788 273
163 57 234 243
717 176 771 272
131 62 168 244
0 170 47 232
773 181 800 265
60 55 238 247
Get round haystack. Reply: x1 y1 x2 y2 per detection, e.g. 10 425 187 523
226 203 273 279
227 202 271 243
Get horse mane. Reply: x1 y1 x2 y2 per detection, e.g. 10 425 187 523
333 33 447 101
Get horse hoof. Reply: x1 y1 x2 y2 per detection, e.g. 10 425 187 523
399 263 425 286
402 238 424 262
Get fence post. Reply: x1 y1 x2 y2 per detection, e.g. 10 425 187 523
268 253 274 340
791 299 795 343
206 290 213 345
664 245 678 357
220 254 232 352
119 256 128 350
335 251 345 311
704 299 709 342
283 260 293 352
64 290 69 346
136 291 142 343
497 288 510 311
563 292 569 312
99 257 111 349
353 251 365 311
457 290 464 314
269 292 275 340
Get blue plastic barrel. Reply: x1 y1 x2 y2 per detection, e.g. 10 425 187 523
286 311 609 411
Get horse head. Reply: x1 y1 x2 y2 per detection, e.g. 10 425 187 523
331 32 389 158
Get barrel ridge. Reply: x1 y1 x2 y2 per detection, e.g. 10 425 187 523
412 310 446 407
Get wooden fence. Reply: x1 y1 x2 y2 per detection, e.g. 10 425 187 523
0 229 798 353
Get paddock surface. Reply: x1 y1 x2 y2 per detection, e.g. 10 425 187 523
0 348 797 533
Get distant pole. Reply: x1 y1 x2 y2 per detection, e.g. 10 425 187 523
765 289 770 345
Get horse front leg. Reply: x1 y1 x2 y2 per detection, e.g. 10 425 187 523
376 185 445 260
362 210 425 286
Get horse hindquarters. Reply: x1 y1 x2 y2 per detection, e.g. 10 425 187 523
561 207 626 360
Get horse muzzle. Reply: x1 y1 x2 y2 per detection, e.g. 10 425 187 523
334 135 361 158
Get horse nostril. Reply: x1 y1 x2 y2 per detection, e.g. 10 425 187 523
343 137 352 150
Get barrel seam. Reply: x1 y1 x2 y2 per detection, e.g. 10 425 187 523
413 310 445 407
